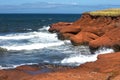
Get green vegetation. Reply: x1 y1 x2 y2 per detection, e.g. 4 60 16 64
88 8 120 16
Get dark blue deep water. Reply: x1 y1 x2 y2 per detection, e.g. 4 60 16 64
0 14 80 33
0 14 113 69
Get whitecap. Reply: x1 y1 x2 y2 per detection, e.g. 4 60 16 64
95 47 114 54
0 63 38 69
2 42 64 51
61 47 114 66
38 26 50 31
0 26 50 40
0 26 66 50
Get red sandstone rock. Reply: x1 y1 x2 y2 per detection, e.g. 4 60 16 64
58 14 93 34
70 32 99 45
59 25 81 34
1 52 119 80
49 13 120 47
29 52 120 80
0 66 40 80
89 27 120 51
51 14 120 49
0 52 120 80
16 65 40 71
0 69 30 80
48 22 72 33
57 33 75 40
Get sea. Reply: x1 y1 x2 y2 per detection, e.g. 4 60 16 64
0 14 114 69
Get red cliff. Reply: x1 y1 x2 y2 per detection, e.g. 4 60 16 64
49 13 120 51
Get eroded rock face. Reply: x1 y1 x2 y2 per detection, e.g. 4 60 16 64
70 32 99 45
57 33 75 40
48 22 72 33
89 27 120 51
49 13 120 50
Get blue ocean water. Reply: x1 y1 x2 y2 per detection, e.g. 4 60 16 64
0 14 114 69
0 14 80 33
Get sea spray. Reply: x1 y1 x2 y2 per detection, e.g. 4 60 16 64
61 47 114 66
0 27 64 51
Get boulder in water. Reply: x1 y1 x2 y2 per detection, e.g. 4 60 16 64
0 47 7 53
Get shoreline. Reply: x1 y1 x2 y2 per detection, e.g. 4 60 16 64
0 52 120 80
0 8 120 80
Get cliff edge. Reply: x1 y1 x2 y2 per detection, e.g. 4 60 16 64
49 8 120 52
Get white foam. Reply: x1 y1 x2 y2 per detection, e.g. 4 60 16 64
61 54 97 66
0 66 12 70
0 26 65 50
0 63 38 70
2 42 64 50
38 26 50 31
61 47 114 66
0 26 50 40
0 34 35 40
95 47 114 54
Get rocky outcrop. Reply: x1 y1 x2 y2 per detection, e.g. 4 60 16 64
70 32 99 45
0 52 120 80
49 13 120 51
89 27 120 51
48 22 72 33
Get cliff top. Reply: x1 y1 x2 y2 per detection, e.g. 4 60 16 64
88 8 120 16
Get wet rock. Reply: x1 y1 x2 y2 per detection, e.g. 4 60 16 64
0 47 7 54
18 52 120 80
16 65 40 71
0 64 74 80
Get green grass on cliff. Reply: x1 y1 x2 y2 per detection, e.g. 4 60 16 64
88 8 120 16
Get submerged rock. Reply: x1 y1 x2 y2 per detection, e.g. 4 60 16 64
0 47 7 53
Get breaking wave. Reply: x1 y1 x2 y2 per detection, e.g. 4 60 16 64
0 26 115 69
0 26 64 51
61 47 114 66
0 63 38 69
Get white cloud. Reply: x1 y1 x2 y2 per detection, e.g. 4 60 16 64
0 2 80 9
0 1 120 13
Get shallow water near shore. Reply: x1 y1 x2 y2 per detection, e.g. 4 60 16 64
0 14 114 69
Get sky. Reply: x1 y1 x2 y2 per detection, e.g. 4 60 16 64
0 0 120 13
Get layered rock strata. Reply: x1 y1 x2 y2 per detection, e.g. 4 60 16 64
49 13 120 51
